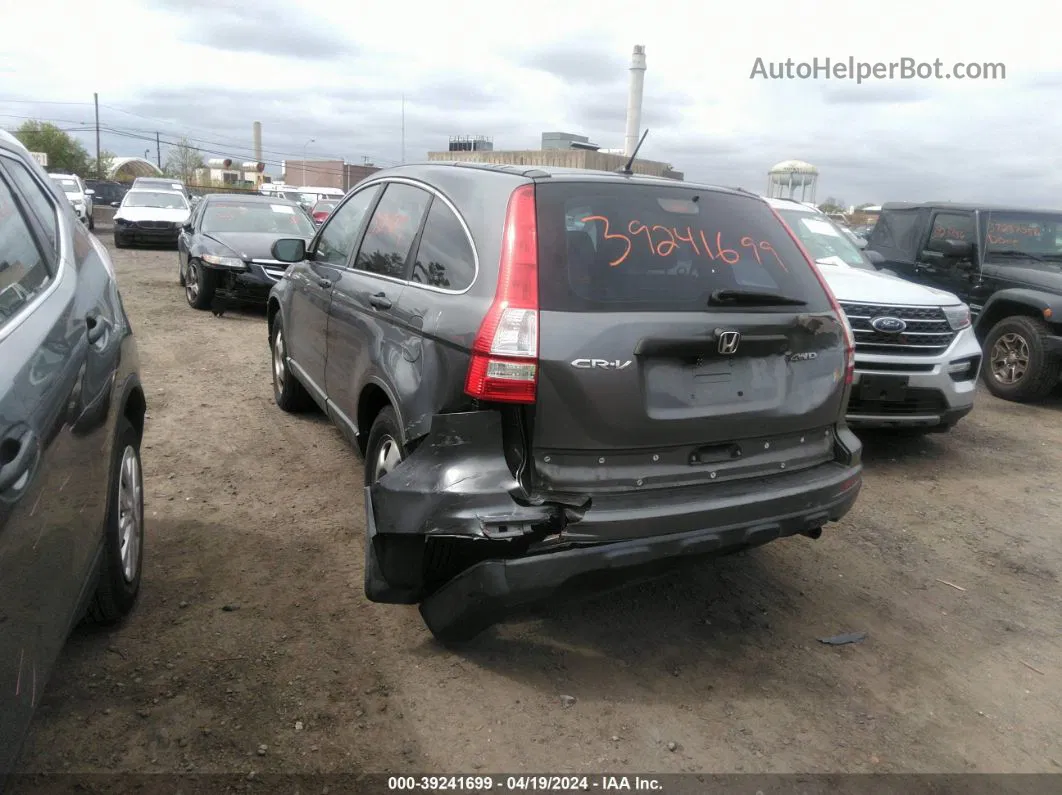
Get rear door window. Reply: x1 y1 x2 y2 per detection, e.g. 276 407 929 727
535 183 830 312
409 198 476 291
354 183 432 279
929 213 974 243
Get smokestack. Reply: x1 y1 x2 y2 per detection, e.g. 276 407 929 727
253 121 262 163
624 45 646 158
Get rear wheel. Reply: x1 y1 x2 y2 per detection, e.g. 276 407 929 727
364 407 404 487
87 214 95 231
178 258 186 286
88 417 144 624
270 317 314 412
113 234 126 248
185 260 216 310
982 316 1061 402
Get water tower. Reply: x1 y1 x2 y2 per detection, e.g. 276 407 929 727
767 160 819 203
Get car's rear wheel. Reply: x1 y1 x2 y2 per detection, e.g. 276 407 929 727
88 214 95 231
364 407 404 487
88 417 144 625
983 316 1061 402
270 317 314 412
185 260 216 310
113 234 126 248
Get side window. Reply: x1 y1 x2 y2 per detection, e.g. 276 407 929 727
0 172 52 328
3 159 58 253
410 198 476 291
929 213 974 244
314 186 380 266
354 183 432 279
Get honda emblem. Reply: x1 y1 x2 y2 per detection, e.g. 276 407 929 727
717 330 741 355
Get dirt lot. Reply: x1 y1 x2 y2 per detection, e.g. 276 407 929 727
13 228 1062 782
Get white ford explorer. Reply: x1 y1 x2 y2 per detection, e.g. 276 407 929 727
767 197 982 434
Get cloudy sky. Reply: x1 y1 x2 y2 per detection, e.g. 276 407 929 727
3 0 1058 206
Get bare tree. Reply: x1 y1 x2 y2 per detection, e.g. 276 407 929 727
165 137 204 183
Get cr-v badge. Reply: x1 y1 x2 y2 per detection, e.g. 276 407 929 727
571 359 633 370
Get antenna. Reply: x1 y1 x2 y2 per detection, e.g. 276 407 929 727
618 129 649 175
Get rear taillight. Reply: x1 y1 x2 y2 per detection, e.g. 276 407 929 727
769 207 855 385
464 184 539 403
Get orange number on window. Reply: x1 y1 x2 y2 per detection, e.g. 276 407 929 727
740 236 763 265
672 226 700 255
582 215 631 266
698 230 716 260
715 232 739 265
628 221 654 257
651 225 678 256
759 241 788 271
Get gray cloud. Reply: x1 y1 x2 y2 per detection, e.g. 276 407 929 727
822 83 931 105
519 39 628 86
145 0 356 58
568 85 690 132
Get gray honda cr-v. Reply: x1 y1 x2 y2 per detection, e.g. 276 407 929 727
265 163 863 642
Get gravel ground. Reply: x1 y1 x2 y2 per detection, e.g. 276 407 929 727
12 227 1062 786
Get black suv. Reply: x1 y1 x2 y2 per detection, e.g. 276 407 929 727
866 202 1062 401
84 179 128 208
0 132 147 778
265 163 863 641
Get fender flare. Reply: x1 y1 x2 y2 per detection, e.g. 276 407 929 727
974 288 1062 334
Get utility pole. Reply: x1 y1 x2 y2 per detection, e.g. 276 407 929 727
93 92 101 179
401 94 405 164
156 132 162 169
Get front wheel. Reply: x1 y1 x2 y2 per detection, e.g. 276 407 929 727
178 258 186 286
982 316 1062 402
113 234 126 249
185 260 216 310
87 214 95 231
270 317 314 412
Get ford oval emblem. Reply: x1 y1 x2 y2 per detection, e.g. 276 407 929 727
871 316 907 334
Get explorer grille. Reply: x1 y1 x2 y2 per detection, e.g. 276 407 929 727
839 302 956 357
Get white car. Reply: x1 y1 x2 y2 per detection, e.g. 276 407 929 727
767 197 982 434
113 189 191 249
48 173 94 230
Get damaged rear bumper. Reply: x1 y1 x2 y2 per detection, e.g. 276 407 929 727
365 411 862 639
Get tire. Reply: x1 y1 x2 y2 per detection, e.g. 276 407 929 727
88 417 144 625
113 234 126 249
88 214 95 231
178 259 186 287
270 316 314 412
982 315 1062 402
363 407 405 487
184 259 216 310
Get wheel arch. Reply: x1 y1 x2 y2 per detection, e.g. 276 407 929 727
356 379 403 456
974 290 1062 343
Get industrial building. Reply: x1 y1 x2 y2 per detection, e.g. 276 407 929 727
280 159 381 190
427 45 683 180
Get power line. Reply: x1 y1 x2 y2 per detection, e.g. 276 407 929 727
0 104 401 167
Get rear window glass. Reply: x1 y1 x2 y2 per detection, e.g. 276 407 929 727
535 183 830 312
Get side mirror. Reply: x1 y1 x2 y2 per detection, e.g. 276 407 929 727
110 201 121 208
84 189 95 196
926 237 973 259
854 237 868 249
865 249 885 266
272 238 306 263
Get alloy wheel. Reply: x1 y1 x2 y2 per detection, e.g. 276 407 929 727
373 436 403 483
117 445 143 583
273 329 286 391
185 262 199 304
990 332 1030 385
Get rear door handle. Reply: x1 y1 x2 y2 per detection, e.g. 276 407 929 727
316 278 332 289
368 292 392 310
0 428 38 493
86 313 109 345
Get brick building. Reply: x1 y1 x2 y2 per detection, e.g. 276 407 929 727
281 159 381 190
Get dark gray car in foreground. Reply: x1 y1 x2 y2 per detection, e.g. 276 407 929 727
0 131 147 779
265 163 863 641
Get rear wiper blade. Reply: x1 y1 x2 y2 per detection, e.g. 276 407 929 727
709 288 807 306
989 249 1043 261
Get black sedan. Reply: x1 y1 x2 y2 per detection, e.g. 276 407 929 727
177 194 316 312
